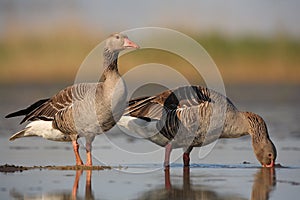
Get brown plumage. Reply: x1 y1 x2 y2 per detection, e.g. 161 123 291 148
118 85 277 167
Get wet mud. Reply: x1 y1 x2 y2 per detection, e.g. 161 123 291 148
0 164 111 173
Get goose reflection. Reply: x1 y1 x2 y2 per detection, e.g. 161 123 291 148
9 167 276 200
251 168 276 200
137 167 276 200
10 170 94 200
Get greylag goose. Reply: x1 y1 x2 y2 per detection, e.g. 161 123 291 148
5 33 139 166
118 85 277 167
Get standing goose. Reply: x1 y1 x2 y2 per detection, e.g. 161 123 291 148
118 85 277 167
5 33 139 166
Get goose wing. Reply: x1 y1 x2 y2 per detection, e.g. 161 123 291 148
126 86 212 119
124 86 213 141
6 83 96 124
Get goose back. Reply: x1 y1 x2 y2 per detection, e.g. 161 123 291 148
125 86 235 148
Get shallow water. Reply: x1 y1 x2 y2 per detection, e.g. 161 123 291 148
0 84 300 199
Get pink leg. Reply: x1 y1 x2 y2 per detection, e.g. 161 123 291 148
85 141 92 166
183 147 193 167
183 153 190 166
85 142 93 166
164 143 172 167
86 152 92 166
72 140 83 166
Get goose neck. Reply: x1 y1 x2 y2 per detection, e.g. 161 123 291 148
244 112 270 143
103 48 119 73
102 48 121 82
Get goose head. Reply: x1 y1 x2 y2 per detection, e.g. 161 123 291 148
245 112 277 167
253 137 277 168
105 33 139 53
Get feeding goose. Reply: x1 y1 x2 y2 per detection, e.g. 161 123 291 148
5 33 139 166
118 85 277 168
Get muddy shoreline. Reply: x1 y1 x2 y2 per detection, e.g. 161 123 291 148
0 164 112 173
0 163 287 174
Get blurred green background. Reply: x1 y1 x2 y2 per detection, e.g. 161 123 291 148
0 0 299 85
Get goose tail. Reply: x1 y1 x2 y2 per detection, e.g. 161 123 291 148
9 128 30 141
8 121 70 142
5 98 49 123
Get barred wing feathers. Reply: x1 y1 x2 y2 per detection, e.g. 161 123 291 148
6 83 98 124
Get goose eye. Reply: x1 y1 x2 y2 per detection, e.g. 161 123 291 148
268 153 272 157
116 35 120 39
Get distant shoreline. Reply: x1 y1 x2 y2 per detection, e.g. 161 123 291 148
1 33 299 84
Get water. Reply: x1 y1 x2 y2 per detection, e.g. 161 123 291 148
0 84 300 199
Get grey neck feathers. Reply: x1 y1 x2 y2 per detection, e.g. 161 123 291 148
245 112 270 144
102 48 120 81
221 111 249 138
